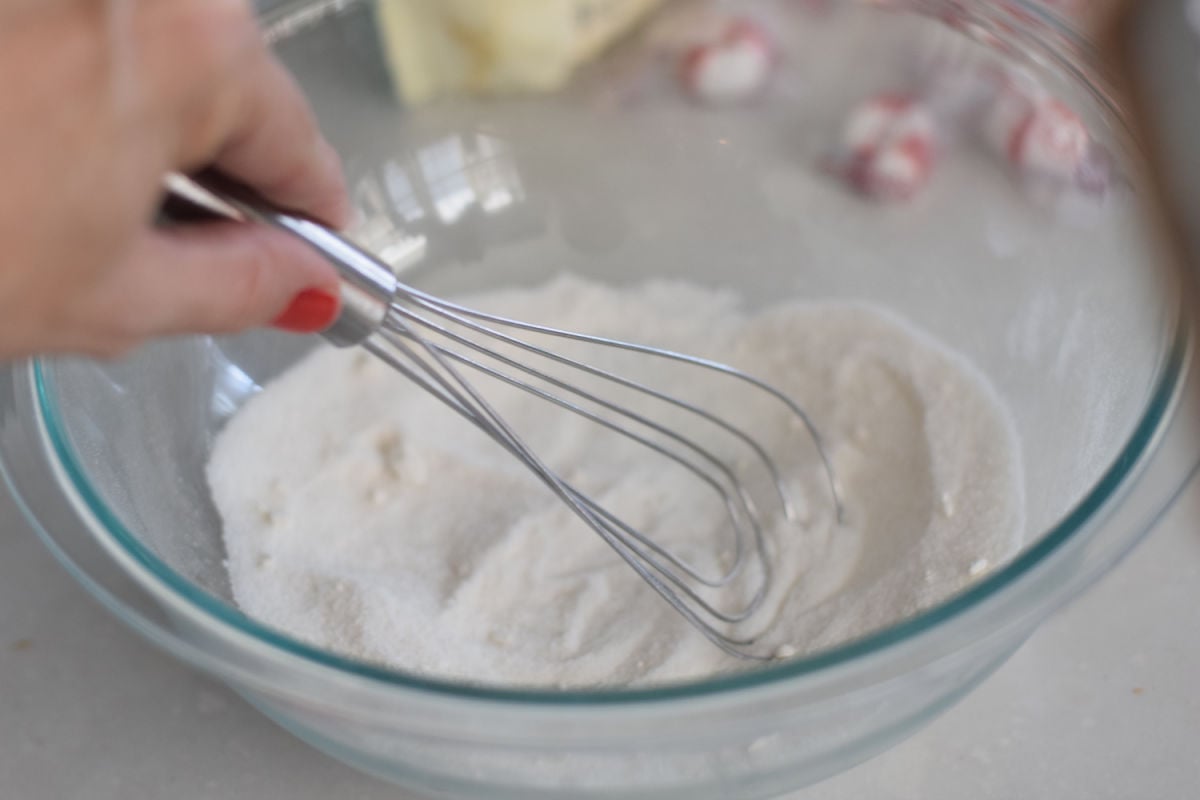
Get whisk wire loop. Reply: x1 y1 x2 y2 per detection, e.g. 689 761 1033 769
161 173 844 661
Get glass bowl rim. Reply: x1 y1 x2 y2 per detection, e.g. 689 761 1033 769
27 312 1189 705
25 0 1182 706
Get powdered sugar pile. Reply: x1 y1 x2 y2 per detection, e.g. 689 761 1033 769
208 276 1023 687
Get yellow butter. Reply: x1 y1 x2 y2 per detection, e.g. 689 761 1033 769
376 0 662 105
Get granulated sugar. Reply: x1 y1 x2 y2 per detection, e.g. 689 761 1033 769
208 275 1023 687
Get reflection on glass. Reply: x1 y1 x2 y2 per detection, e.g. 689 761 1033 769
209 349 261 423
472 133 522 214
383 161 425 224
419 135 476 224
348 130 541 273
352 169 430 272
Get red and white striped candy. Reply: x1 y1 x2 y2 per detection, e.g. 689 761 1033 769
680 18 774 104
836 93 938 202
981 73 1090 181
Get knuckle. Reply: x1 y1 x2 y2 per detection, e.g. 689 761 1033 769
180 96 242 167
261 148 318 202
175 0 259 73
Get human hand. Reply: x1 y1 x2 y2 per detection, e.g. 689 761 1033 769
0 0 350 360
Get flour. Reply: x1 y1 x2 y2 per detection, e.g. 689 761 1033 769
208 275 1023 687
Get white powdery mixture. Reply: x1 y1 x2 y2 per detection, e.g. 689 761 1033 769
209 276 1024 687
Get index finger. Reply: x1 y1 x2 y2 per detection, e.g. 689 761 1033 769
214 49 351 228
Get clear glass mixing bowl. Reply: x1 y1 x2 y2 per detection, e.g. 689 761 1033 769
1 1 1196 797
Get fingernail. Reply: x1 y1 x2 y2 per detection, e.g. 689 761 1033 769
271 288 340 333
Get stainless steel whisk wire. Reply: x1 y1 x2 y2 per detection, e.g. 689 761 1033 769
164 173 844 660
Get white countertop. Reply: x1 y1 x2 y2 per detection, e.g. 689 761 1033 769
2 472 1197 800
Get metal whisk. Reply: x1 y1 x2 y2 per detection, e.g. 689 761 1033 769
165 173 843 660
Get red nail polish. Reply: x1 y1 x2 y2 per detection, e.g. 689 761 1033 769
271 289 340 333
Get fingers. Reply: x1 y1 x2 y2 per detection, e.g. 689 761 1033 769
145 0 352 228
80 1 351 352
211 52 352 228
107 222 341 341
12 223 342 359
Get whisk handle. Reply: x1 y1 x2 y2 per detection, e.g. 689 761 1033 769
161 172 397 347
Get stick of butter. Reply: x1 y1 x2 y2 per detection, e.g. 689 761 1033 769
376 0 663 105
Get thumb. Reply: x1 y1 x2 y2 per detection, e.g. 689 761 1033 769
119 221 341 338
